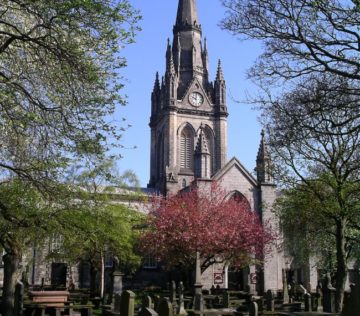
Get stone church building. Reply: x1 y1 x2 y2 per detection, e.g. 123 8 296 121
146 0 288 293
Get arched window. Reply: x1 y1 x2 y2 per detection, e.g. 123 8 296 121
180 127 194 170
203 126 214 175
230 192 251 210
157 132 165 178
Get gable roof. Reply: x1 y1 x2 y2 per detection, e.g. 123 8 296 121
212 157 258 187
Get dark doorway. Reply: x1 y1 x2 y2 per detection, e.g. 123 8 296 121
51 263 67 287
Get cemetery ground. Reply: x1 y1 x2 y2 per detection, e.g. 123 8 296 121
8 259 360 316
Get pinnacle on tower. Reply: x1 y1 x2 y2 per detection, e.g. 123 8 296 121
256 130 273 184
216 59 225 82
153 72 160 92
195 124 211 179
166 43 176 76
195 124 210 154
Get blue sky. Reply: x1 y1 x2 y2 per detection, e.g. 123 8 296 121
117 0 263 187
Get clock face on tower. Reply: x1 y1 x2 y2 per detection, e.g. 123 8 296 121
189 92 204 107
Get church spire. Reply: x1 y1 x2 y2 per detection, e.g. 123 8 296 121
256 130 274 184
175 0 200 30
173 0 204 98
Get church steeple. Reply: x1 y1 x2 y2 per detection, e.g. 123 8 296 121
175 0 200 30
148 0 228 194
256 130 274 184
172 0 206 98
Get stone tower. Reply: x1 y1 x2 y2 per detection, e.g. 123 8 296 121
148 0 228 195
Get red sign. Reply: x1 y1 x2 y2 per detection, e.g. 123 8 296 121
214 273 224 284
250 273 257 284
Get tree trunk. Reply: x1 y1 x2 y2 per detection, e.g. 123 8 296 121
2 252 21 316
335 219 347 313
100 252 104 299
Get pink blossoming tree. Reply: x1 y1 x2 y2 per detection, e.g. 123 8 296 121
140 183 274 274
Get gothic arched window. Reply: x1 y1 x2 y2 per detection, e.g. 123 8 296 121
180 127 194 171
230 191 251 210
203 126 215 175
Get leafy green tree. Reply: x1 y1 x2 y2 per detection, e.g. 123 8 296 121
260 74 360 312
54 203 144 298
276 181 360 272
0 180 67 316
0 1 140 315
55 161 144 298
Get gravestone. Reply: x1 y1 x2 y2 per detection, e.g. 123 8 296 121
158 298 173 316
171 281 178 314
193 252 204 312
222 292 230 308
322 274 336 313
14 281 24 316
265 290 274 312
139 308 159 316
143 296 152 309
342 277 360 316
316 281 323 311
153 295 161 312
171 281 176 303
311 292 319 312
113 271 124 296
304 293 312 312
120 290 135 316
114 293 122 313
177 282 187 316
283 270 289 304
249 301 258 316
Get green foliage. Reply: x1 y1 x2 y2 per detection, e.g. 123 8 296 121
276 176 360 269
0 0 141 185
0 179 64 254
54 202 145 272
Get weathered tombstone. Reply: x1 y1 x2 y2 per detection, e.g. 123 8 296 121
14 281 24 316
153 295 161 312
282 270 289 304
249 301 258 316
171 281 178 315
316 281 323 311
171 281 176 303
322 274 336 313
342 276 360 316
289 279 296 302
113 271 124 296
304 293 312 312
143 296 153 309
114 293 122 313
139 308 159 316
342 290 352 316
177 282 187 316
265 290 274 312
311 292 319 312
222 292 230 308
120 290 135 316
193 252 204 312
158 298 173 316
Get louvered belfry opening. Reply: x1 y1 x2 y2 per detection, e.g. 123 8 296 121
180 127 194 172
